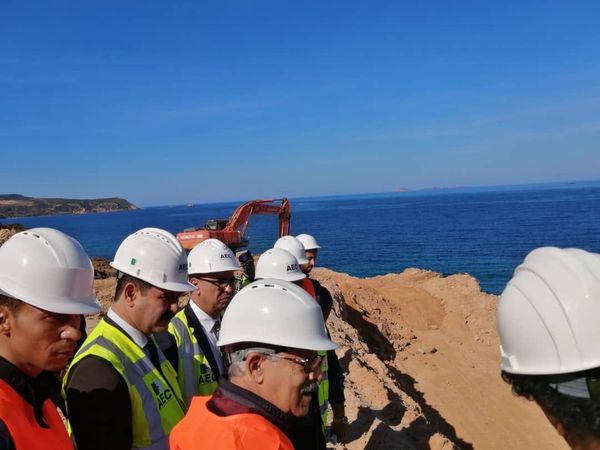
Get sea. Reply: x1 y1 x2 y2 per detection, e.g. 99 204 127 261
3 180 600 295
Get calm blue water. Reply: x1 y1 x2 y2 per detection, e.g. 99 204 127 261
3 181 600 295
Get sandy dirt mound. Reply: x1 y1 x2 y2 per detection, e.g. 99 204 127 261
311 268 567 450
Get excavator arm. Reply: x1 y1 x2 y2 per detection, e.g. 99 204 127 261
177 198 290 250
224 198 290 236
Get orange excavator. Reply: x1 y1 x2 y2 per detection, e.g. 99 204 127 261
176 198 291 251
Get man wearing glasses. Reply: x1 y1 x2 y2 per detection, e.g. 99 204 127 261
163 238 240 406
170 279 337 450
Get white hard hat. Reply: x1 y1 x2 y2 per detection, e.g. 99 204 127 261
274 235 308 265
110 227 194 292
218 279 337 351
498 246 600 375
255 248 306 282
296 234 321 251
188 239 241 275
0 228 100 314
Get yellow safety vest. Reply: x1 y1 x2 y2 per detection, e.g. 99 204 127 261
65 319 186 450
168 308 219 405
317 350 329 434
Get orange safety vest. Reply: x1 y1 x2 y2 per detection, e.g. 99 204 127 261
0 379 73 450
300 277 316 299
170 396 293 450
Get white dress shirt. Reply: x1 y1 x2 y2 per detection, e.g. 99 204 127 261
189 300 225 374
107 308 148 348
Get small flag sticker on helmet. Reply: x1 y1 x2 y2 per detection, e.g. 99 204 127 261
130 258 137 265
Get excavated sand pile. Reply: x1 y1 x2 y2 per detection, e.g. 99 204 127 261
312 267 567 450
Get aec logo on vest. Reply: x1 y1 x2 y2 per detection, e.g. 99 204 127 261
151 381 173 409
198 363 217 385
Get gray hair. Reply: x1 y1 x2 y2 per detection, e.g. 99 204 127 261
225 347 277 378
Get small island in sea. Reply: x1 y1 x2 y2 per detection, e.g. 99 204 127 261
0 194 140 218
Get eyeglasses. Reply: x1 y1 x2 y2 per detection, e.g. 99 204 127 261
198 277 236 289
265 353 325 373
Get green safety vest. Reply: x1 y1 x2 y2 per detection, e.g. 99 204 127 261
168 308 218 405
65 319 186 450
317 350 329 434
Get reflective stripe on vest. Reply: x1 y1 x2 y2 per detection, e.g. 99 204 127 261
317 350 329 433
168 311 218 405
0 379 73 450
65 319 185 450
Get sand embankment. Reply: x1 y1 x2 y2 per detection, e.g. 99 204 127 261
311 268 568 449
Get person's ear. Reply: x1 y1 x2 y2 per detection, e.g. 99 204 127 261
246 352 265 384
123 282 138 307
190 277 200 293
0 306 13 336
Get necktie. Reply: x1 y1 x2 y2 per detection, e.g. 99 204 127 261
212 320 220 340
144 337 162 370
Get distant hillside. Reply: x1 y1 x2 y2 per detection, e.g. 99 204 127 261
0 194 140 218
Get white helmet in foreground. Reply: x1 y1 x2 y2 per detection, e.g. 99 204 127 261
498 246 600 375
110 227 194 292
296 234 321 251
218 279 336 351
255 248 305 282
274 235 308 265
0 228 100 314
188 238 240 275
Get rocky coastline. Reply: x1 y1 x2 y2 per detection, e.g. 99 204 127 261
0 194 139 218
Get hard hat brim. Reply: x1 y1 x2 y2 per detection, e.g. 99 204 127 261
0 283 101 315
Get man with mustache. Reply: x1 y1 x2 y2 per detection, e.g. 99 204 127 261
0 228 100 450
161 238 240 406
170 279 337 450
64 228 195 450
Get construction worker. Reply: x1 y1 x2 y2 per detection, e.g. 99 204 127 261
296 233 348 445
64 228 194 450
254 247 306 283
274 235 309 267
162 238 240 406
498 247 600 450
169 279 338 450
234 249 255 293
0 228 100 449
296 233 333 317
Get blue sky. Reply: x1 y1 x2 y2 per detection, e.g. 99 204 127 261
2 1 600 206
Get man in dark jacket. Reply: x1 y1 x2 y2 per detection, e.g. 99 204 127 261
0 228 100 450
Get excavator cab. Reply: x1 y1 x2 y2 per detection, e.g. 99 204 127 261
205 219 229 231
